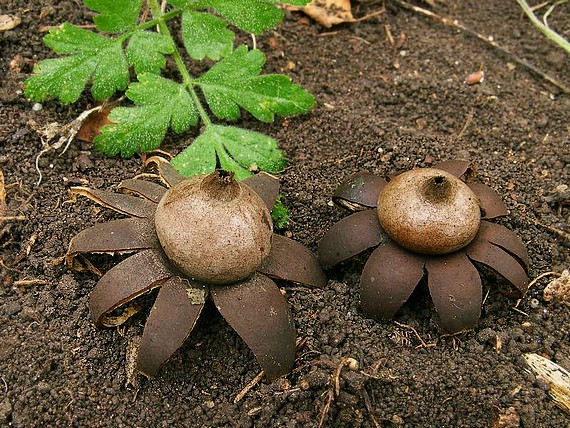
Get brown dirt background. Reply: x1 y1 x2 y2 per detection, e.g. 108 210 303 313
1 1 569 427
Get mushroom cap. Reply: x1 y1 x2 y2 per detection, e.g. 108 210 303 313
377 168 481 255
154 172 273 284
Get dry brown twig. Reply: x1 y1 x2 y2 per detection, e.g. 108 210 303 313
392 0 570 94
317 356 360 428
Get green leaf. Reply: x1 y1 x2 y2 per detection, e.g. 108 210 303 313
204 0 284 34
196 46 315 122
94 74 198 157
126 31 174 75
84 0 143 32
171 125 286 179
182 11 234 61
25 23 128 103
280 0 311 5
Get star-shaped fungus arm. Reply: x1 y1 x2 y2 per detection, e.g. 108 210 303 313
465 222 529 297
259 234 326 288
433 160 473 178
66 218 160 265
69 187 156 218
144 156 185 187
118 179 168 203
136 277 205 378
89 249 175 326
210 273 296 382
243 172 280 211
426 252 482 333
467 183 509 219
360 241 425 320
332 172 388 211
318 209 388 269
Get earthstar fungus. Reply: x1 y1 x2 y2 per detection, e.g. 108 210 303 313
318 160 529 333
66 157 326 380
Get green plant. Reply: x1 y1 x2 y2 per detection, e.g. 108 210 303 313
515 0 570 55
25 0 315 180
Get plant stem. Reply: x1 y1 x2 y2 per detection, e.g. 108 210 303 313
515 0 570 54
147 0 212 126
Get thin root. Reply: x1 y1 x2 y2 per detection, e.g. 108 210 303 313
233 371 265 403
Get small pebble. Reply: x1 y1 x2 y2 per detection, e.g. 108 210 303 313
32 102 43 111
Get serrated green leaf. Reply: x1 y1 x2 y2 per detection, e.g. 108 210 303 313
84 0 143 32
166 0 187 6
126 31 174 75
213 125 286 172
204 0 284 34
25 23 128 103
94 74 198 157
170 135 218 177
196 46 315 122
171 125 285 178
182 11 234 61
280 0 311 5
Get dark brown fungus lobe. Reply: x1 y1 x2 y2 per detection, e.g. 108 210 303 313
332 172 388 211
468 182 509 219
360 241 425 319
143 156 185 187
377 168 481 255
426 252 482 333
155 171 273 284
69 187 156 218
118 178 168 203
66 218 159 264
211 273 296 381
137 277 205 377
242 172 280 211
318 209 389 269
89 249 172 326
260 234 327 288
432 159 474 178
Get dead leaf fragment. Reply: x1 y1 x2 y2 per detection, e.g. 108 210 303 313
0 15 21 32
76 108 111 143
543 269 570 303
287 0 354 28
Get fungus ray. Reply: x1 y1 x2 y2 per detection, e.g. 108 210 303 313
433 160 473 178
242 172 280 211
89 249 175 326
66 218 160 263
332 172 387 211
136 277 205 378
69 187 156 218
144 156 185 187
468 182 509 219
465 239 529 297
118 179 167 203
259 234 327 288
210 273 295 382
477 221 529 268
426 252 482 333
360 241 425 320
317 209 388 269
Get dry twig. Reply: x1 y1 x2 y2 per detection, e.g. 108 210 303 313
392 0 570 93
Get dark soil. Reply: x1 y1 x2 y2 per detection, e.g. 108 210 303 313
1 1 569 427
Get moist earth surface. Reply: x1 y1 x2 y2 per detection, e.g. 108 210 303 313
1 1 569 427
